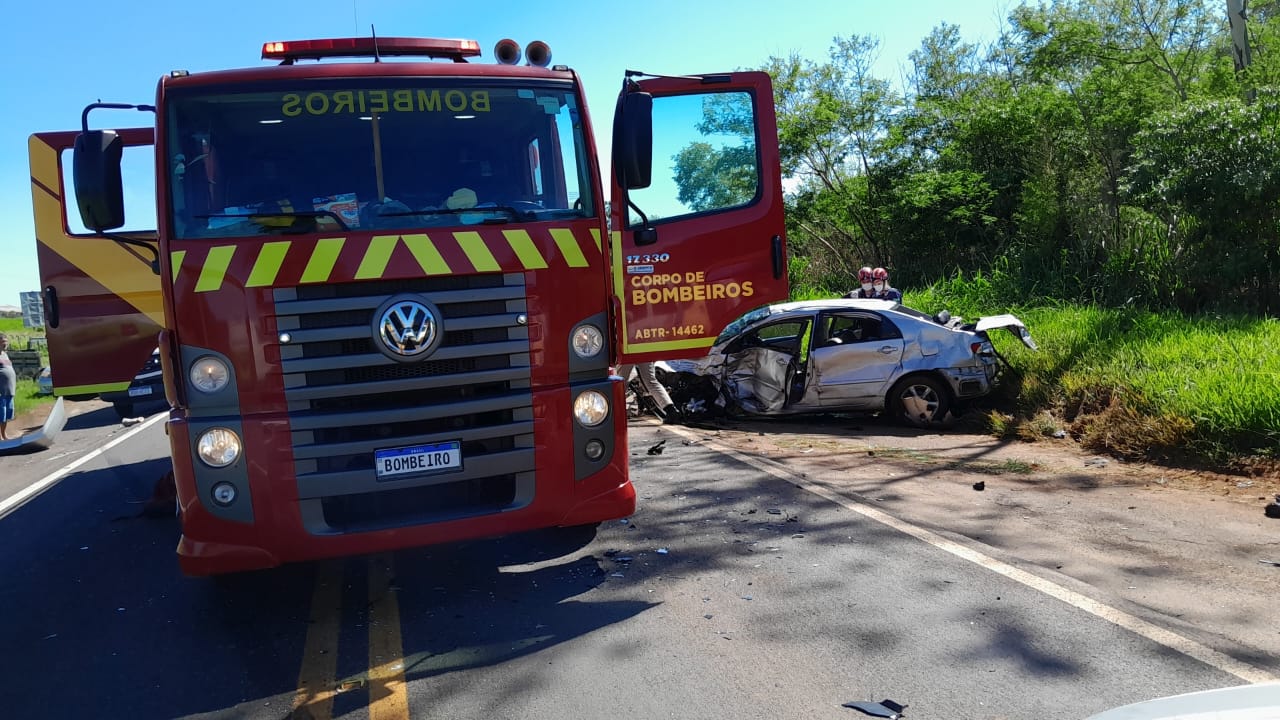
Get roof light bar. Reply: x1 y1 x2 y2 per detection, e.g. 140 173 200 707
261 37 481 62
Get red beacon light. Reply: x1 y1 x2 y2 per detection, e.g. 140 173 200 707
261 37 482 63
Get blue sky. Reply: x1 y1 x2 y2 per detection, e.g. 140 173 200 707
0 0 1014 305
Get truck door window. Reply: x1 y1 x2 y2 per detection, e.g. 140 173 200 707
626 90 759 228
61 146 157 235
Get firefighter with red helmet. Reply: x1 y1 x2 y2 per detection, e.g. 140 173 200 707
844 267 876 299
871 267 902 301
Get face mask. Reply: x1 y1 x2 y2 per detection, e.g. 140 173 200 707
873 282 885 291
861 283 872 291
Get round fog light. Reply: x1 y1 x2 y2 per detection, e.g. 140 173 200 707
584 439 606 461
571 325 604 359
211 482 237 506
573 390 609 427
197 427 242 467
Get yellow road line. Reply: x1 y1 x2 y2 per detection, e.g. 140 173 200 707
290 561 344 720
368 554 409 720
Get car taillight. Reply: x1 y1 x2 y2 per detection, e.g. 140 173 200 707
970 342 983 355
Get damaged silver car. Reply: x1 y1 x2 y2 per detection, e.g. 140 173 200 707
663 299 1037 427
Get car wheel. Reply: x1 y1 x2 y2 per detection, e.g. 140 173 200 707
889 375 951 428
112 401 134 419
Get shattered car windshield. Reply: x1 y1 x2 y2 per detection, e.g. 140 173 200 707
715 306 773 344
165 81 591 239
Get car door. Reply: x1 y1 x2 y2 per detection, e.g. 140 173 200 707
720 317 808 414
610 71 788 364
29 128 162 396
810 312 905 407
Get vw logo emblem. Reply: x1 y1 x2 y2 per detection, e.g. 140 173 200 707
372 296 443 361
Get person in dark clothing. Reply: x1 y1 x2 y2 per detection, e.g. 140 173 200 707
871 267 902 302
844 267 875 299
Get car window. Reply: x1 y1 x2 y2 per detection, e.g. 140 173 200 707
821 313 901 344
726 318 809 354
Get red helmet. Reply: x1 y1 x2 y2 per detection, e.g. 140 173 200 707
872 267 889 282
858 267 874 283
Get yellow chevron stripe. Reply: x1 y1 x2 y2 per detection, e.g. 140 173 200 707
502 229 547 270
402 234 452 275
549 228 589 268
356 235 398 280
454 231 499 272
589 228 603 253
301 238 346 283
195 245 236 293
170 251 186 283
28 135 60 194
247 241 291 287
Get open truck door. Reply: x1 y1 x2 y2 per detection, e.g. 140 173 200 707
610 71 788 364
29 128 162 396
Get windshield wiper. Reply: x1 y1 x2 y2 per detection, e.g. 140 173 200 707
377 207 523 224
195 210 350 232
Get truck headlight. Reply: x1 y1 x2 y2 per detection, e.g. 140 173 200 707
571 324 604 359
197 428 242 467
190 356 230 394
573 390 609 427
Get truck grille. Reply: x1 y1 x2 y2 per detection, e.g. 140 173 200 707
273 274 535 534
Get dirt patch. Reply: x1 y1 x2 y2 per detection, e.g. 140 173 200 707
685 415 1280 511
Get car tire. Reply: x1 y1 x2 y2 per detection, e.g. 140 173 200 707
112 401 134 419
889 374 951 428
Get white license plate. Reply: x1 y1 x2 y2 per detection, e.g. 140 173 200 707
128 386 153 398
374 441 462 479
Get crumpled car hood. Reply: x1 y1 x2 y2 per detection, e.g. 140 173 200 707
976 314 1038 350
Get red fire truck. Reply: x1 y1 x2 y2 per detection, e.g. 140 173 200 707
29 36 787 575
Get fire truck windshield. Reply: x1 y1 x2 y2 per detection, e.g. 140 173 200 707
165 81 592 239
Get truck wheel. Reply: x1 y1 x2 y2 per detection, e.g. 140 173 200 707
112 401 134 419
889 375 951 428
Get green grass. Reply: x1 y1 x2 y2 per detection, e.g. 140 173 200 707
12 378 50 418
903 286 1280 461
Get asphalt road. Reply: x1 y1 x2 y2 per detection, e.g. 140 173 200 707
0 413 1267 719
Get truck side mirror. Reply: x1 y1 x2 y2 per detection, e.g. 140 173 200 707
73 130 126 231
613 92 653 190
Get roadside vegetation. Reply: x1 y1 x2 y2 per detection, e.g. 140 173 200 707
673 0 1279 468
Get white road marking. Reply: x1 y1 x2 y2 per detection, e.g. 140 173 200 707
0 413 168 519
667 424 1277 684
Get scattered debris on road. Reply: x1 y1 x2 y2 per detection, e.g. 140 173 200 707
647 440 667 456
1084 457 1110 468
1257 559 1280 567
656 548 669 555
842 698 907 718
1266 496 1280 519
972 481 985 491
